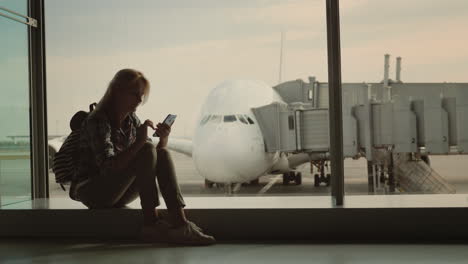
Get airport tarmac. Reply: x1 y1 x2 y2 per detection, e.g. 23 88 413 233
46 150 468 199
2 149 467 202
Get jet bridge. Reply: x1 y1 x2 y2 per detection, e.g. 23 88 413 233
252 77 468 193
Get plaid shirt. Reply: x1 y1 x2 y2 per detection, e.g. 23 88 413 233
75 109 146 184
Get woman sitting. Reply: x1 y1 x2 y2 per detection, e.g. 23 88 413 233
72 69 215 245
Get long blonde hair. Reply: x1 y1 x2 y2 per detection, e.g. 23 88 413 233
97 69 150 111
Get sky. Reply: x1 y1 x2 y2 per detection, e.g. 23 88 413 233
2 0 468 140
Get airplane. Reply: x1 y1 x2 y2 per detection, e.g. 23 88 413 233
164 32 312 189
166 79 309 188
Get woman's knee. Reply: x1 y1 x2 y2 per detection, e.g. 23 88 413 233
137 142 157 159
156 147 171 159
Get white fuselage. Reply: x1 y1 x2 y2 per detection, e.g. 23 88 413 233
192 80 285 184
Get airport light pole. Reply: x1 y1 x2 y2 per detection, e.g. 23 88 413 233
326 0 344 206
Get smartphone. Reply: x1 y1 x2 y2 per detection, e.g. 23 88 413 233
153 114 177 137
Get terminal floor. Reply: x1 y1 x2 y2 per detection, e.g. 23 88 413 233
1 240 467 264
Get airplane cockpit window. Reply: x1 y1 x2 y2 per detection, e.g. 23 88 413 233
224 115 237 122
200 115 211 125
210 115 222 123
245 115 255 124
237 115 248 124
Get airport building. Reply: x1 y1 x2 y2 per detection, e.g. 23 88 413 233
1 0 468 263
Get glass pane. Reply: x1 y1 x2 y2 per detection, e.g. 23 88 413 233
0 0 31 207
46 1 330 202
341 1 468 201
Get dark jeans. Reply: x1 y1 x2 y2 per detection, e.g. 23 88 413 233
76 142 186 211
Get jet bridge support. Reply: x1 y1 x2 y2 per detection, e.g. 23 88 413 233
252 76 468 193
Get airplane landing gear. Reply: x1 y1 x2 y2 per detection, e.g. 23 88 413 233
282 171 302 185
205 178 259 190
311 160 331 187
314 173 331 187
241 178 260 186
204 179 215 188
249 179 260 186
296 172 302 185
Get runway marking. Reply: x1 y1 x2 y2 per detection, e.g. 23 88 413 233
257 175 282 195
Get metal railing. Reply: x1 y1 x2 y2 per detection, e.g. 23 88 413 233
0 6 37 27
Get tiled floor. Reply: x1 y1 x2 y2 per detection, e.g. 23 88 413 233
2 197 468 263
1 240 467 264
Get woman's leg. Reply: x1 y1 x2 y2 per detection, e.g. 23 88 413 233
112 179 139 208
154 148 187 226
77 142 160 225
131 143 160 224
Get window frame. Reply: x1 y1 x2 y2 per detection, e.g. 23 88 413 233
2 0 467 242
29 0 49 199
32 0 468 213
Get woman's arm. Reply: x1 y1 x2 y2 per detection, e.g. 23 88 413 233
155 123 171 149
87 114 154 173
106 139 146 171
107 119 154 171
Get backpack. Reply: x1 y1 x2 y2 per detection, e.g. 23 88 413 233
52 103 96 191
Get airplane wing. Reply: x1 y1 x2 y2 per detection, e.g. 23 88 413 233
151 137 193 157
48 135 193 158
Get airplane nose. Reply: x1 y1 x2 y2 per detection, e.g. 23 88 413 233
193 125 255 183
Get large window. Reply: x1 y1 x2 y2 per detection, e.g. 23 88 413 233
45 0 332 199
0 0 32 206
341 0 468 197
2 0 468 241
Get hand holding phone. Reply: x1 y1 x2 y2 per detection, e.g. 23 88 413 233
153 114 177 137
